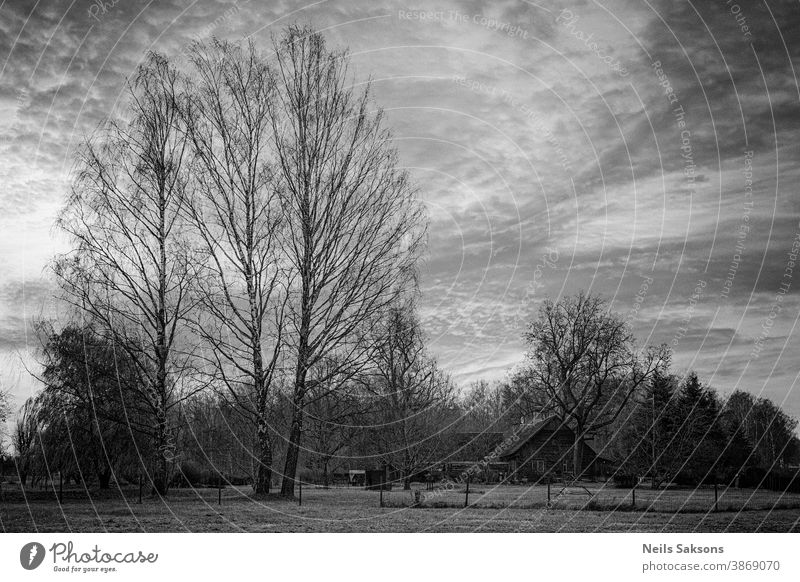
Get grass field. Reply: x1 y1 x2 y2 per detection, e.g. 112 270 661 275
2 482 800 532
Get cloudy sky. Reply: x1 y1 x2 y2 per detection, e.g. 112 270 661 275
1 0 800 421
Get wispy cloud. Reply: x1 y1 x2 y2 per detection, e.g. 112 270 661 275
1 0 799 417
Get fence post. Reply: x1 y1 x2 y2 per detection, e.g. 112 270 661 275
631 482 636 509
714 482 718 512
547 478 551 505
464 474 470 508
380 475 384 508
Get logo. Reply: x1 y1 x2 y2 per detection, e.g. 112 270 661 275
20 542 46 570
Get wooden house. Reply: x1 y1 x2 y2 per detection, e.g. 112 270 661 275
497 416 616 481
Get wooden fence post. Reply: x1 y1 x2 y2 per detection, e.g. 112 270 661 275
632 482 636 509
464 475 470 508
380 475 384 508
547 478 551 505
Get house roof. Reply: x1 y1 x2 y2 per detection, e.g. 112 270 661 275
441 431 506 463
497 416 561 458
497 416 617 464
584 440 616 464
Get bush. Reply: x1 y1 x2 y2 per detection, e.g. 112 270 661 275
736 466 800 493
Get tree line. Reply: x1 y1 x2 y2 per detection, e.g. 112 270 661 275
13 281 798 494
467 292 800 488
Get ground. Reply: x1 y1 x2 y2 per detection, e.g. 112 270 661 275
2 483 799 532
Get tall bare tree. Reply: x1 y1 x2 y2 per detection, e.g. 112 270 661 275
54 53 195 494
368 302 456 489
181 40 286 495
268 26 426 497
519 292 668 479
0 384 10 457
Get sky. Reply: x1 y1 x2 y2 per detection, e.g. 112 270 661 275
1 0 800 423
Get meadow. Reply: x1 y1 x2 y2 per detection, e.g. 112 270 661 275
2 483 799 533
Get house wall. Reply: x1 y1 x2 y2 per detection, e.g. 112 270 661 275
502 427 605 481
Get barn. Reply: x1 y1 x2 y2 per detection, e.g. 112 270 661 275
497 416 616 482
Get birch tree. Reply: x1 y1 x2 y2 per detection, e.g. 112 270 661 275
182 40 286 495
55 53 195 494
268 25 426 497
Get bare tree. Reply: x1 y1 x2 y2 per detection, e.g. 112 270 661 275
181 40 287 495
460 379 510 432
520 292 668 479
367 302 456 489
54 53 196 494
303 369 369 487
12 397 40 487
0 384 10 458
268 25 427 497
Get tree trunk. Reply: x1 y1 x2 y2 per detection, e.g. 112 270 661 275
153 408 172 495
572 432 584 481
98 469 112 489
254 419 272 495
280 333 309 497
322 458 330 488
281 406 303 497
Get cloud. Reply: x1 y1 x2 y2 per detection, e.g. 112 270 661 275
0 0 799 420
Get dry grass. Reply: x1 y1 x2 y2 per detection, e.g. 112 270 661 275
1 483 799 532
405 482 800 513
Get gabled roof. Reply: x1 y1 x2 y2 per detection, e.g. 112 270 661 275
497 415 562 458
584 440 616 464
497 415 618 464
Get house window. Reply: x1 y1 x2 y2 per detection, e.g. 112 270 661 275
534 460 545 474
563 459 570 473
